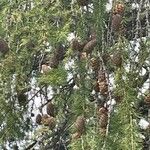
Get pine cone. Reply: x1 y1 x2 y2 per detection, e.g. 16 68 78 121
55 44 66 61
93 82 100 92
145 93 150 104
102 53 110 65
98 70 106 82
36 114 42 125
113 3 125 15
46 102 55 117
97 107 108 118
99 113 108 128
111 51 122 67
90 58 101 71
72 132 81 140
77 0 89 6
97 107 108 129
41 114 49 124
41 115 56 129
111 14 122 32
47 117 56 130
71 39 84 52
83 39 97 54
17 93 27 106
100 128 106 136
114 92 123 103
0 39 9 56
98 81 108 95
49 55 59 68
41 64 50 74
75 116 85 134
79 52 87 60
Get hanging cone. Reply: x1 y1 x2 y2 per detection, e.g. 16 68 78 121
111 14 122 32
99 113 108 128
41 64 50 74
114 94 123 103
97 107 108 129
111 51 122 67
145 93 150 104
98 80 108 95
113 92 123 103
36 114 42 125
77 0 89 6
75 115 86 134
49 55 59 68
102 53 110 65
79 52 87 60
55 44 66 61
90 57 101 71
93 82 100 92
0 39 9 56
71 38 85 52
41 114 49 124
113 3 125 15
17 93 27 106
72 132 81 140
83 39 97 54
97 107 108 118
47 117 56 130
41 114 56 129
46 102 55 117
100 128 107 136
98 70 106 83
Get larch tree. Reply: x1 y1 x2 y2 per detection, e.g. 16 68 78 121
0 0 150 150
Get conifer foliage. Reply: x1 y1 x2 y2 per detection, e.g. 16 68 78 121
0 0 150 149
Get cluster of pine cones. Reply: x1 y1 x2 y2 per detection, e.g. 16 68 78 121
36 102 56 130
71 36 97 59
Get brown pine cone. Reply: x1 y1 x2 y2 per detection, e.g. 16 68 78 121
17 93 27 106
111 14 122 32
41 114 49 124
83 39 97 54
0 39 9 56
75 116 86 134
55 44 66 61
41 115 56 129
100 128 107 136
79 52 87 60
47 117 56 130
114 92 123 103
114 95 123 103
113 3 125 15
97 107 108 118
49 55 59 68
99 113 108 128
71 39 86 52
145 93 150 104
77 0 89 6
93 82 100 92
98 70 106 82
46 102 55 117
102 53 111 64
41 64 50 74
72 132 81 140
36 114 42 125
90 58 101 71
98 81 108 95
111 51 122 67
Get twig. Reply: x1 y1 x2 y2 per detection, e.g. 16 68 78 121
25 140 37 150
